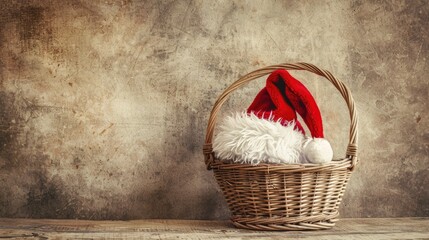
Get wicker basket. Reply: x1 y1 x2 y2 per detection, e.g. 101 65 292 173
203 63 358 231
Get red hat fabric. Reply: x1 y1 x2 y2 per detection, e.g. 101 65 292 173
247 69 324 138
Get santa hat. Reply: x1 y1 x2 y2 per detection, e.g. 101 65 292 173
213 69 333 164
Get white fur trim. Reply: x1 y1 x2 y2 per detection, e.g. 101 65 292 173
302 138 333 164
213 113 304 164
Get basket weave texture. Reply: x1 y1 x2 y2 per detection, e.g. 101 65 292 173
203 63 358 231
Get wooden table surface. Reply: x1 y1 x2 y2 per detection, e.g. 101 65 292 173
0 218 428 239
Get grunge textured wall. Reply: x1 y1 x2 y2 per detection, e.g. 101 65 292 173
0 0 428 219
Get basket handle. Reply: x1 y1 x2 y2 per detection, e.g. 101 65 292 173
203 62 358 170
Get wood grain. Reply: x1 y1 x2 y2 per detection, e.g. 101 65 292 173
0 218 428 239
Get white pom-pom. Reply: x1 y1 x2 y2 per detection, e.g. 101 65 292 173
302 138 333 164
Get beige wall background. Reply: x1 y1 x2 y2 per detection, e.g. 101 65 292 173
0 0 428 219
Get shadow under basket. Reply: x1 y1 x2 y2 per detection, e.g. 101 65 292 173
203 63 358 231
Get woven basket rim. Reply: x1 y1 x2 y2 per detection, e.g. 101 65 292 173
211 158 352 172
